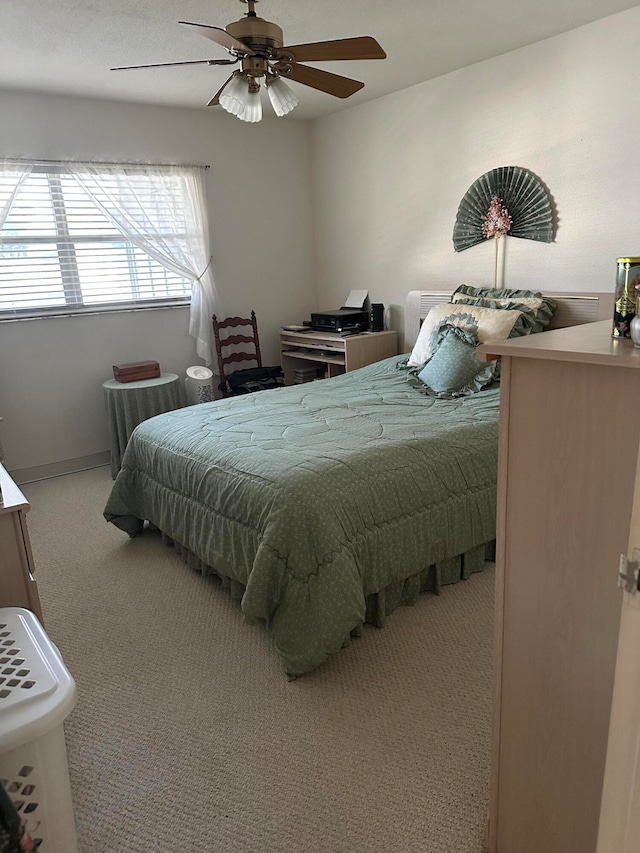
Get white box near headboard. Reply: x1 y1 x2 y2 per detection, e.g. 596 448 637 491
404 290 612 352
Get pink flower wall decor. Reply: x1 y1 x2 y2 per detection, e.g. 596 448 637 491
482 196 512 239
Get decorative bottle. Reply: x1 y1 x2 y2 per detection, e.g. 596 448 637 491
630 285 640 348
613 257 640 338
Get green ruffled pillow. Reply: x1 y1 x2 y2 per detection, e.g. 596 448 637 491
409 322 496 398
451 285 557 333
407 302 528 367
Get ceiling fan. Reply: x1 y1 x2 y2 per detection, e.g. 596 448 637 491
111 0 386 122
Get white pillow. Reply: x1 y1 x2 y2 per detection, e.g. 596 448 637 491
407 302 527 367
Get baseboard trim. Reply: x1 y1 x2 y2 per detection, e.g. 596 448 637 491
9 452 111 485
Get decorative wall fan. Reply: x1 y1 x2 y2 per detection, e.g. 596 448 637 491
111 0 386 122
453 166 555 253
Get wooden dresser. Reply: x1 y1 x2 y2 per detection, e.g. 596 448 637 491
479 320 640 853
0 464 43 622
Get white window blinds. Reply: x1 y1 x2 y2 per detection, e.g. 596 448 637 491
0 167 192 319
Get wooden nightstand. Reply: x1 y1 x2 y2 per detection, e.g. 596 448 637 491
102 373 187 478
0 464 43 623
279 329 398 385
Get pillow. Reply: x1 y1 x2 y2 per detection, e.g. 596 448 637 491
407 302 528 367
451 285 557 333
412 323 495 397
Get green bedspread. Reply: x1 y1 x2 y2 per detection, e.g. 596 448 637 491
104 355 500 676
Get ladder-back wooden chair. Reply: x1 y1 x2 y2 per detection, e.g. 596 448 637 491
213 311 284 397
212 310 263 397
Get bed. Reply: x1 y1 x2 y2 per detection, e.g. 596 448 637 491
104 289 609 676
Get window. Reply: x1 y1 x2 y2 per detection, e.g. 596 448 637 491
0 166 192 319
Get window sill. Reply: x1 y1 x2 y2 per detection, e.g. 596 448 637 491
0 300 190 323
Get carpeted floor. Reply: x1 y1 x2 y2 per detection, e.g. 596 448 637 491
23 466 493 853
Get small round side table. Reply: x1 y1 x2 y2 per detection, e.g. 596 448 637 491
102 373 186 478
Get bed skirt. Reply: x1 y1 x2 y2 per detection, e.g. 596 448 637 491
158 526 496 653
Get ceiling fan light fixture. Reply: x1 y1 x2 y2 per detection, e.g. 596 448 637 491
111 1 387 121
267 75 298 117
238 87 262 122
219 72 249 117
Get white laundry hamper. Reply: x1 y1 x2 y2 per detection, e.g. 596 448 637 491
0 608 77 852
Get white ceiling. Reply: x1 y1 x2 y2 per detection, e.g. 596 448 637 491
2 0 638 120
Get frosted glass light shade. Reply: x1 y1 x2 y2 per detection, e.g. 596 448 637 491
267 76 298 117
238 88 262 123
219 74 249 117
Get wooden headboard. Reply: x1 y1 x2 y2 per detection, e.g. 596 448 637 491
404 290 612 351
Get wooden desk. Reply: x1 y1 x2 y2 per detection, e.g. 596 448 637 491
279 329 397 384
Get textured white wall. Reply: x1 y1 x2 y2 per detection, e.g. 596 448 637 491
310 7 640 346
0 91 315 473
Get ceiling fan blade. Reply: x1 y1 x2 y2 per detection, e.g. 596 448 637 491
280 64 364 98
276 36 386 63
207 74 235 107
111 59 232 71
179 21 255 56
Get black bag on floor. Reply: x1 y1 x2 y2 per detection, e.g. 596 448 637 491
0 782 33 853
220 365 285 396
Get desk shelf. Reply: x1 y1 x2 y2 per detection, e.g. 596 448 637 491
282 350 344 364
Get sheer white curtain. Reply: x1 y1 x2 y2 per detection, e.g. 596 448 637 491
0 161 32 228
0 162 27 461
68 163 219 365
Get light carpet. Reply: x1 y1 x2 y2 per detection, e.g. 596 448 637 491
23 466 493 853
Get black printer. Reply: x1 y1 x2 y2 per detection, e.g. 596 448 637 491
310 308 369 334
